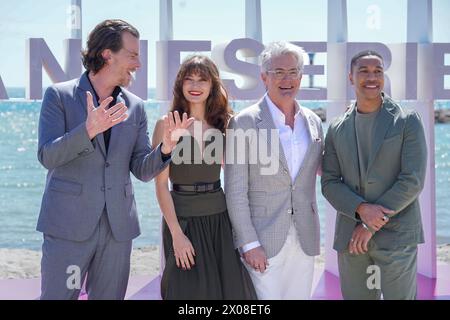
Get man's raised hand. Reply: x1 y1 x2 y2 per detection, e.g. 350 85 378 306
85 91 128 140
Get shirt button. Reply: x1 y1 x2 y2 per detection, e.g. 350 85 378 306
101 186 105 191
287 209 293 214
105 162 110 168
292 186 296 191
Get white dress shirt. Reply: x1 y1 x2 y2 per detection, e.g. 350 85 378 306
241 94 310 253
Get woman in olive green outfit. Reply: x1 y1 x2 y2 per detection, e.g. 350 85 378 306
152 55 256 300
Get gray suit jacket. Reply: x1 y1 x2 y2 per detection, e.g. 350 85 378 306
37 73 169 242
225 98 323 258
321 94 427 252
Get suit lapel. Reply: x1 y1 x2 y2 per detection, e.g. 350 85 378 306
256 98 290 174
292 111 317 184
342 106 361 178
76 73 107 159
367 103 393 172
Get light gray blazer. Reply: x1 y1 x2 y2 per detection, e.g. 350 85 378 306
225 98 323 258
37 73 169 242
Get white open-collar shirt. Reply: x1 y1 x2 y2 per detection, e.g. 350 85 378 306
265 94 310 182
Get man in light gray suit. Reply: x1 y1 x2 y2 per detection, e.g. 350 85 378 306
321 50 427 299
225 42 323 299
37 19 193 300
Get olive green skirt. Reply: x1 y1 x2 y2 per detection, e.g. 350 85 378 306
160 189 257 300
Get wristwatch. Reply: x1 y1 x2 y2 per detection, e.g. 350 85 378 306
361 222 375 235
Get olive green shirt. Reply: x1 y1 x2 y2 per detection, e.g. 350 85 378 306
355 108 379 196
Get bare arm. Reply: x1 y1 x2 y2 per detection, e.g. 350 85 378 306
152 119 195 270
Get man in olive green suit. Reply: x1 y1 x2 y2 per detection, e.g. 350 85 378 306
321 50 427 300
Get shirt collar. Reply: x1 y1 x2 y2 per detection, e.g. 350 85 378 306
85 71 122 104
264 93 303 128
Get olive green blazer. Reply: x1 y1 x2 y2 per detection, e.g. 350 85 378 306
321 94 427 251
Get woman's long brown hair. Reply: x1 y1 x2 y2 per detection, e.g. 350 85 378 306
170 55 233 133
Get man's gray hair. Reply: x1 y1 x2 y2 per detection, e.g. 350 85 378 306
260 41 306 73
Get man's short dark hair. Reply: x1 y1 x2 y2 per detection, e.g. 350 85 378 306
82 19 140 74
350 50 384 73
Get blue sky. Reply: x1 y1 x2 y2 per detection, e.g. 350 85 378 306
1 0 449 88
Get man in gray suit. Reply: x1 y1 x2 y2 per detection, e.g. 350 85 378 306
37 19 193 300
225 42 323 299
321 50 427 299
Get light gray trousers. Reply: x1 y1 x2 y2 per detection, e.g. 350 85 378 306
40 211 132 300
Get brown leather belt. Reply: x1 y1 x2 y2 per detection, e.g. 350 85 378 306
172 180 221 193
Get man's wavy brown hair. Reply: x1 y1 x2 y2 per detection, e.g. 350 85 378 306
170 55 232 133
82 19 139 74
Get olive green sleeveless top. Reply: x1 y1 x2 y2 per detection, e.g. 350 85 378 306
169 135 226 217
